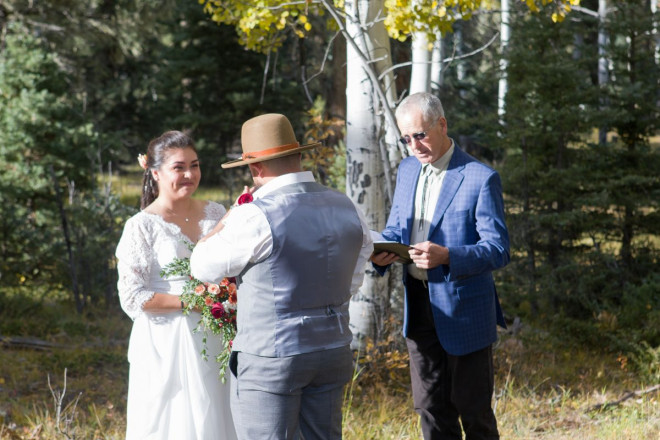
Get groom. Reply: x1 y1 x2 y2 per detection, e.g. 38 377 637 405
191 113 373 440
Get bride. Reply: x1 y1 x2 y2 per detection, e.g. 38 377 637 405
115 130 236 439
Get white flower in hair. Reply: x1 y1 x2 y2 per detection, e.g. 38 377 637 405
137 154 148 170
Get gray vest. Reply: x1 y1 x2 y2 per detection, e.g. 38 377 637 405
232 182 363 357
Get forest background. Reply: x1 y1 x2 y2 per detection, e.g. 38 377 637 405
0 0 658 438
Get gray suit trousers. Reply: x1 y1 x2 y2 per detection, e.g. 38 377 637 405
229 346 353 440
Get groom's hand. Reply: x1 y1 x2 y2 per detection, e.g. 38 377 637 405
232 185 256 206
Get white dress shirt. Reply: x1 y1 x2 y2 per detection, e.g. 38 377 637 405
190 171 374 296
408 141 455 280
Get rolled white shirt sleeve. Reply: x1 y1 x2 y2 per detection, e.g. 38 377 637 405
190 185 373 295
190 204 272 284
351 203 374 296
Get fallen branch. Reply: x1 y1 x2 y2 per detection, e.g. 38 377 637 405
586 384 660 412
0 335 58 350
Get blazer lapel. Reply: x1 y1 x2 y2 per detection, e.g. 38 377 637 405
401 162 422 245
427 149 465 238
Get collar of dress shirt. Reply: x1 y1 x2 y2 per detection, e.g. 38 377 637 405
426 138 455 176
252 171 316 199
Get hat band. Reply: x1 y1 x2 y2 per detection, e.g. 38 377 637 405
242 142 301 160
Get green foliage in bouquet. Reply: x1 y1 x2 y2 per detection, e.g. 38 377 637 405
160 256 237 383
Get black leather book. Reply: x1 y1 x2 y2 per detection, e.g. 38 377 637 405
373 241 413 264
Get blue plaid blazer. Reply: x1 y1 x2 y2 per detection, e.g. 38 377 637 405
375 145 509 356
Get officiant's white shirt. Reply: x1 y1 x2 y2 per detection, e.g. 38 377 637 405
190 171 373 296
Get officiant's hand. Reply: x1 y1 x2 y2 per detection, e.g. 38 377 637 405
370 251 400 266
409 241 449 269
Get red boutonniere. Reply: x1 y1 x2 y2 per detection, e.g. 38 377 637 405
237 193 253 205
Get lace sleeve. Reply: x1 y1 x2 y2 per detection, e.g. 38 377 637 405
115 216 156 320
205 201 227 223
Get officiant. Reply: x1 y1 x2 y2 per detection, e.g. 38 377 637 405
190 113 373 440
371 92 510 440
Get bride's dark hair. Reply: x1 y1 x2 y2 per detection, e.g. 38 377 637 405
140 130 196 209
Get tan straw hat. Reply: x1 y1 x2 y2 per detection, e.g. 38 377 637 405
221 113 321 168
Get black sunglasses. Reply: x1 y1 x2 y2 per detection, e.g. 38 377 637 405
399 131 428 146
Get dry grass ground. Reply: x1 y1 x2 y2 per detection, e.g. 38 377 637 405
343 327 660 440
1 310 658 439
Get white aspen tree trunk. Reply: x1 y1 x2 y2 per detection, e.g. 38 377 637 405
344 0 397 347
410 0 431 94
651 0 659 68
598 0 609 145
498 0 510 119
431 33 444 91
410 33 431 93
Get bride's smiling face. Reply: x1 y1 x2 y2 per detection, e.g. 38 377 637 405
152 147 201 199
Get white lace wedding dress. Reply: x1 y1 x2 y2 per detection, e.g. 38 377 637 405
115 201 237 440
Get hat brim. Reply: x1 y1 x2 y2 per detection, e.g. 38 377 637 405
221 142 321 169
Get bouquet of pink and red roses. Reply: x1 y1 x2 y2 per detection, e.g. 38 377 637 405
160 255 237 382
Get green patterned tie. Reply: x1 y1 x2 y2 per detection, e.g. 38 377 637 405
418 166 431 231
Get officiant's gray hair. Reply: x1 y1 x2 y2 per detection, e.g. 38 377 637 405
140 130 196 209
395 92 446 125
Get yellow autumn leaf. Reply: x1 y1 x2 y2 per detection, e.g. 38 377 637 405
299 15 308 24
304 22 312 31
551 12 561 22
